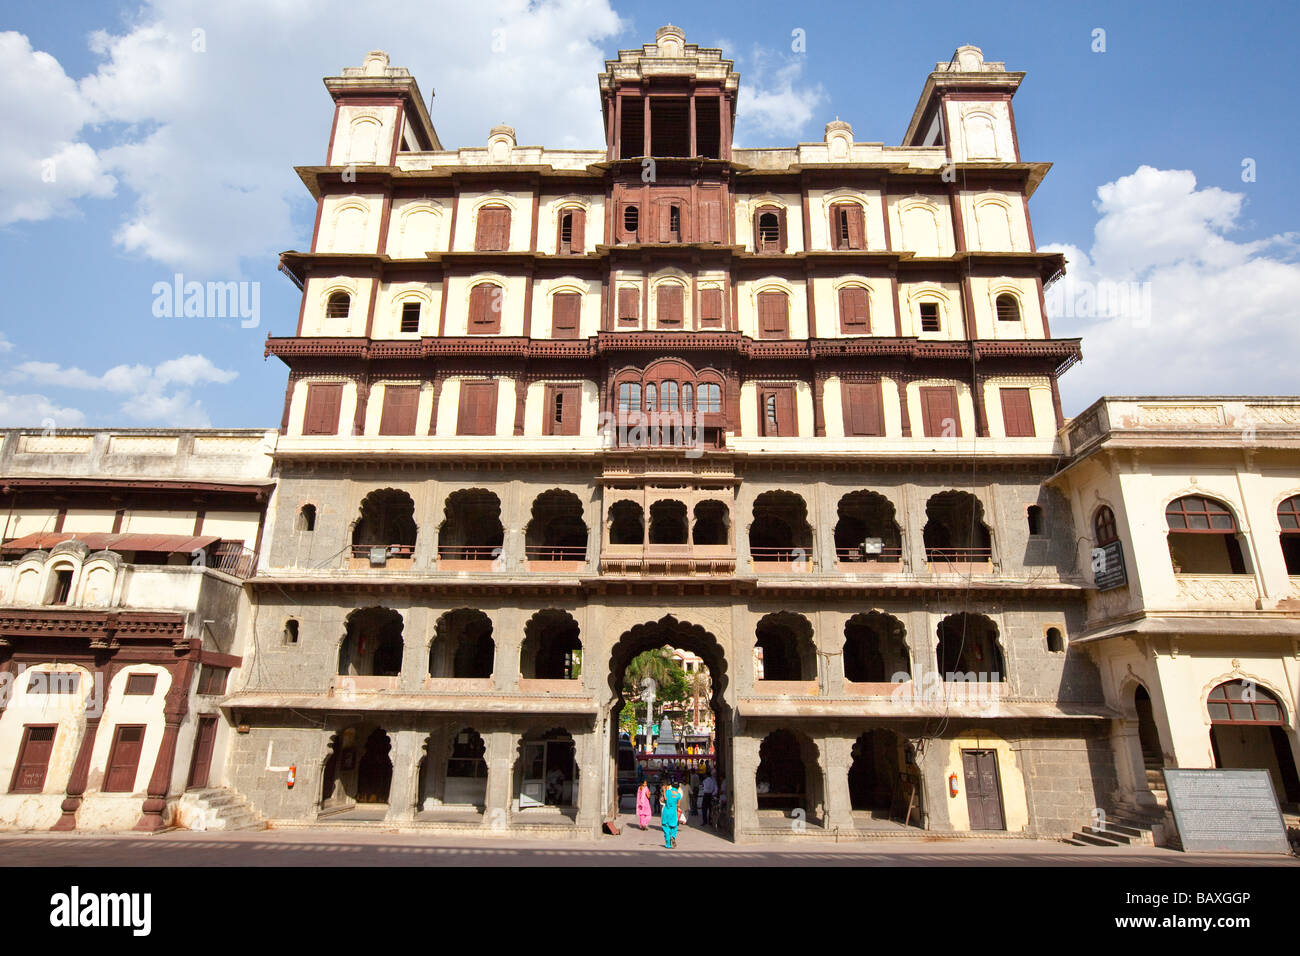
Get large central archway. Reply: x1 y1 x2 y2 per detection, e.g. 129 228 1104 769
604 615 733 833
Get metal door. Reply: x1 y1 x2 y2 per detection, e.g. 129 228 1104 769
962 749 1005 830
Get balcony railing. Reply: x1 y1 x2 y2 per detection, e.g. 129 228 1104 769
524 545 588 561
209 541 258 578
835 546 903 563
349 543 415 560
925 547 993 563
437 545 501 561
750 547 811 563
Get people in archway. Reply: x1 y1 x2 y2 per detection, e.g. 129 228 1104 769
636 780 652 831
660 776 683 848
700 771 717 826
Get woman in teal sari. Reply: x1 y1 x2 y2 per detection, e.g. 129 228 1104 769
660 777 683 848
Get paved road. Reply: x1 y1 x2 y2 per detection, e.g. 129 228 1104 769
0 818 1294 867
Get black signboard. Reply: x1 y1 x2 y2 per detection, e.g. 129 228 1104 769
1163 768 1290 853
1091 540 1127 591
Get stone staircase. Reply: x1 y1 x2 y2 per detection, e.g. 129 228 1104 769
177 787 267 832
1063 805 1169 848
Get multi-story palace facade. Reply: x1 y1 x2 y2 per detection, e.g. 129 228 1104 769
3 27 1295 843
228 27 1111 842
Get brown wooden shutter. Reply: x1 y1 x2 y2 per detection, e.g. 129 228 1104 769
469 284 501 333
777 207 788 252
1000 387 1035 437
378 384 419 436
10 725 56 793
699 196 721 242
456 381 498 436
842 381 885 436
475 206 509 251
552 292 581 338
544 383 581 436
617 287 640 324
657 285 683 327
847 205 866 249
104 724 146 792
760 385 796 437
757 291 789 338
700 288 723 327
303 383 343 436
568 208 584 253
838 286 870 333
920 386 961 437
830 205 846 250
752 207 762 251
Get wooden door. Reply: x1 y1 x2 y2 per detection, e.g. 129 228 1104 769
378 385 419 436
760 385 796 437
543 384 581 436
999 387 1035 437
186 715 219 790
551 292 581 339
456 381 498 436
962 749 1005 830
302 383 343 436
757 291 789 338
920 386 960 437
9 725 57 793
104 724 147 793
842 381 884 436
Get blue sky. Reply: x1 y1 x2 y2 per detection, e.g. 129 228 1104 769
2 0 1298 427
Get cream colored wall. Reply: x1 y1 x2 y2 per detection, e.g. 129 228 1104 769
300 275 372 337
944 99 1017 163
121 511 194 535
811 275 895 337
939 734 1030 832
959 190 1031 252
442 274 528 336
535 277 602 337
385 198 449 257
887 195 955 258
904 379 976 438
738 380 814 437
735 193 805 253
288 377 358 436
201 512 261 549
805 188 887 251
981 376 1054 439
1 508 59 538
822 375 902 438
0 664 96 797
898 281 965 339
61 509 117 534
373 281 441 339
522 380 601 436
454 191 534 251
736 278 809 338
328 104 399 166
436 377 515 436
969 276 1044 339
318 193 385 253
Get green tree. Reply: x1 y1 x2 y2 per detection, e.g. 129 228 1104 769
621 647 689 731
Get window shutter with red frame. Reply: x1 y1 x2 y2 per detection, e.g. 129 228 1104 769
842 381 885 437
657 285 684 328
468 284 502 334
847 204 865 249
378 385 420 436
617 287 640 325
544 384 581 436
920 386 961 437
457 381 499 436
838 286 870 334
699 288 723 327
475 206 510 251
104 725 146 792
757 291 789 338
558 208 585 254
760 385 797 437
10 726 56 793
303 383 343 436
999 387 1035 437
699 194 722 242
551 292 581 339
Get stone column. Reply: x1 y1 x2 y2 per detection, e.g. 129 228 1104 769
731 732 760 839
822 735 855 831
484 728 516 826
575 725 601 830
384 727 423 822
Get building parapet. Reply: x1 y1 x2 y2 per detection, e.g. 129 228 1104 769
1062 397 1300 458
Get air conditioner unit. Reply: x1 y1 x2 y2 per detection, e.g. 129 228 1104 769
863 537 883 554
368 547 388 566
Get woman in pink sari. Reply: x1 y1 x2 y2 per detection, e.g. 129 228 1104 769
635 780 652 830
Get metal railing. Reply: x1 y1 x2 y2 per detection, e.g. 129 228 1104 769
524 545 587 561
835 546 903 563
437 545 502 560
750 546 811 563
349 543 415 560
925 547 993 563
209 541 258 578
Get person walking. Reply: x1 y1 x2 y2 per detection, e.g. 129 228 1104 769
700 771 718 827
660 776 683 848
635 779 652 831
679 776 693 829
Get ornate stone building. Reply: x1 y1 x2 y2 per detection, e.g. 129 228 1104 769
221 27 1122 842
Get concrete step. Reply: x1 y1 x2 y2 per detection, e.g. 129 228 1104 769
1088 822 1143 840
1082 826 1133 845
1071 830 1125 847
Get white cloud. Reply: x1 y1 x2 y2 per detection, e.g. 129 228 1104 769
0 391 87 429
1 0 627 273
0 333 12 353
9 353 237 426
0 31 116 225
733 45 826 143
1045 165 1300 413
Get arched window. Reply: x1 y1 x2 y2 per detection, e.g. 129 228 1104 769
697 383 721 414
829 202 865 250
1026 505 1044 536
1208 680 1284 724
661 381 679 413
474 204 511 251
297 504 316 532
468 282 503 334
995 293 1020 323
617 382 641 413
611 361 726 448
755 210 783 252
1045 626 1064 653
325 292 350 320
1278 495 1300 574
1165 495 1248 574
1094 505 1118 545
